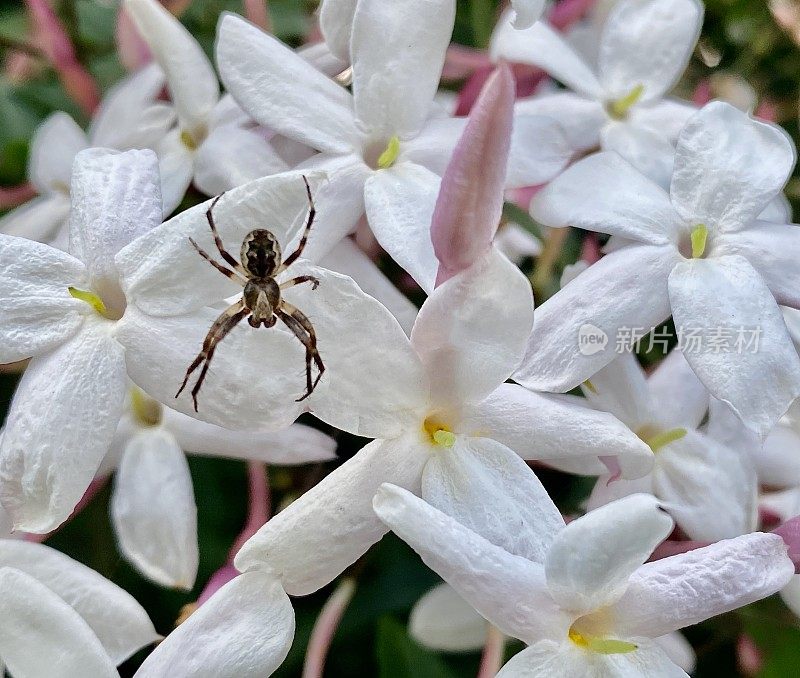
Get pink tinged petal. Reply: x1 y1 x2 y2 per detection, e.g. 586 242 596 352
652 428 758 541
116 171 324 317
363 162 440 294
600 456 623 483
196 564 238 606
490 20 603 99
597 0 703 102
235 436 430 595
0 568 118 678
319 0 358 62
647 349 709 430
136 571 294 678
244 0 271 31
111 428 198 589
670 102 796 233
409 583 489 652
115 5 152 71
164 409 337 465
69 148 163 286
545 494 674 614
548 0 598 30
422 437 565 562
28 112 88 194
0 182 37 210
714 222 800 309
0 234 87 363
514 244 677 393
0 541 159 663
124 0 218 137
430 65 514 286
610 532 795 638
512 0 546 28
462 386 653 479
530 151 680 245
350 0 455 138
216 15 359 154
667 255 800 438
412 249 533 408
26 0 100 116
373 483 570 645
773 516 800 573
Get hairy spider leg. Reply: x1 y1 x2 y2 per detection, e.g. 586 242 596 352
189 238 247 285
280 275 320 291
206 193 248 276
278 175 316 273
278 301 325 402
176 301 250 411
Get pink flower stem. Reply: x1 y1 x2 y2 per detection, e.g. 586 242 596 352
0 183 36 209
228 461 271 561
302 578 357 678
477 625 506 678
244 0 272 32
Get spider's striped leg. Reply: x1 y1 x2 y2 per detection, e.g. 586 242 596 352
279 275 319 290
176 300 249 411
277 301 324 402
189 238 246 285
278 175 316 273
206 194 247 276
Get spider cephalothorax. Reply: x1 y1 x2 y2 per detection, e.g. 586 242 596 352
176 176 324 411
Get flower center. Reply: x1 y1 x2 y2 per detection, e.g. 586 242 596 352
364 136 401 170
606 84 645 120
180 130 199 151
423 415 456 448
131 387 163 427
568 627 638 654
635 425 687 452
68 275 127 321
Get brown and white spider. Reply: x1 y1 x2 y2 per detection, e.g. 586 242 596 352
176 176 324 411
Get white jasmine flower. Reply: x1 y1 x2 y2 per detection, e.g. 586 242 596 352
516 101 800 437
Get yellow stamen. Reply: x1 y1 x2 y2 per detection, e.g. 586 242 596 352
643 427 687 453
569 628 637 654
608 84 645 119
583 379 598 394
68 287 108 316
377 136 401 169
423 416 457 448
690 224 708 258
180 130 198 151
130 387 163 427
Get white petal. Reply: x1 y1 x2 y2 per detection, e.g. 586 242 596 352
780 575 800 618
462 385 654 479
545 494 673 614
69 148 163 284
0 541 158 663
422 436 564 562
760 194 793 223
117 305 306 430
216 14 359 153
0 322 127 532
514 244 677 392
511 0 546 28
351 0 454 138
586 473 655 511
401 117 467 175
507 114 572 188
374 483 568 644
654 633 696 675
581 352 653 430
363 163 440 294
630 98 698 142
597 0 703 101
715 221 800 309
610 532 794 637
670 102 796 232
194 125 289 195
320 237 418 336
235 436 429 595
29 112 88 194
653 428 758 540
135 571 294 678
111 428 198 589
319 0 357 61
514 93 605 152
412 249 533 407
124 0 218 137
156 128 195 215
757 422 800 488
0 193 71 245
491 20 603 99
647 349 709 430
0 568 118 678
0 234 86 363
409 583 488 652
164 409 337 464
668 255 800 437
601 122 677 189
531 151 680 245
117 170 324 316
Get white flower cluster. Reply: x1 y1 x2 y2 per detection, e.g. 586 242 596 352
1 0 799 676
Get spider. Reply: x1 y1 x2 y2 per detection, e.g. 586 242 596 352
176 176 324 411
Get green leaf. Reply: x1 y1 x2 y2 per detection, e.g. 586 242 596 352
376 616 459 678
502 200 543 240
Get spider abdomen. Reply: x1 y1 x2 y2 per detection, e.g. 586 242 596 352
244 278 280 326
241 229 282 278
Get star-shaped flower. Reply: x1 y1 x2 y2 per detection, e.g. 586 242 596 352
515 101 800 437
374 485 795 677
